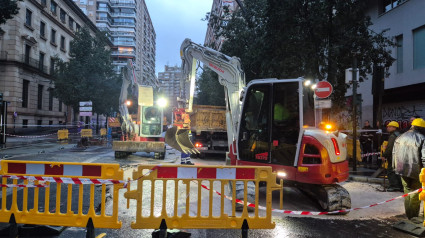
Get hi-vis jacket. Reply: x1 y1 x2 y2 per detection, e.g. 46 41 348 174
392 129 425 179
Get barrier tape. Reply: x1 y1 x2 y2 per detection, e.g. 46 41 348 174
197 181 422 215
361 152 381 158
0 183 48 188
1 165 162 188
1 133 57 138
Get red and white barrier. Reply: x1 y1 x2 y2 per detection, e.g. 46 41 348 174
156 167 255 180
6 162 103 177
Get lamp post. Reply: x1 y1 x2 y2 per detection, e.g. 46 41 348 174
352 57 358 172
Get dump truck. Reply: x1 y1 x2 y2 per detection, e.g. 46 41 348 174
190 105 228 157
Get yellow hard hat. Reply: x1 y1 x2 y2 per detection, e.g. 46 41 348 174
387 121 399 128
411 118 425 128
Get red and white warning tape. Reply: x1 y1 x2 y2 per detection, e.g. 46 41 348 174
1 133 57 138
198 182 422 215
0 183 48 188
361 152 381 158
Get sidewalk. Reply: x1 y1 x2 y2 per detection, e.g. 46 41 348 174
349 166 386 184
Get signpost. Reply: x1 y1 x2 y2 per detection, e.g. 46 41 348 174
314 81 333 99
79 101 92 128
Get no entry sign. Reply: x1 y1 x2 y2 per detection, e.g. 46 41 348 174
314 81 333 99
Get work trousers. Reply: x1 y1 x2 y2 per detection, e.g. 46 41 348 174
387 164 402 189
401 176 422 219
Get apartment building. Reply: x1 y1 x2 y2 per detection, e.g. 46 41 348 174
0 0 103 131
74 0 156 85
204 0 239 50
158 65 185 109
351 0 425 130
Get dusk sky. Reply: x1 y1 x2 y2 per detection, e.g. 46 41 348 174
145 0 213 75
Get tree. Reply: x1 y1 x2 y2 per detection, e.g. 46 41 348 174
52 27 120 116
0 0 21 31
216 0 395 109
195 68 225 106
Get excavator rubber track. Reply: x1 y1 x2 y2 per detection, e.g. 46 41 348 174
298 183 351 214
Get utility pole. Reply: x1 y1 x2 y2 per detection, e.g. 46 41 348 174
352 57 358 172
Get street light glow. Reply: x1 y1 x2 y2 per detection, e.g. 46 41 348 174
304 80 312 86
125 100 132 106
157 97 168 108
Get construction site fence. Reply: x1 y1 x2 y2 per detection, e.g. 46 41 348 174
0 160 124 237
125 165 283 232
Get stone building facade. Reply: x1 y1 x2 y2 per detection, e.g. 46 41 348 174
0 0 104 132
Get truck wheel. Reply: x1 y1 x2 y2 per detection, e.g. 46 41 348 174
115 151 128 159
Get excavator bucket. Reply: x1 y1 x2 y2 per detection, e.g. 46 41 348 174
165 126 199 154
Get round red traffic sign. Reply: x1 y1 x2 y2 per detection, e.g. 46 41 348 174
314 81 333 98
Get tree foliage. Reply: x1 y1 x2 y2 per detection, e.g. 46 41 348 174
195 68 225 106
52 27 121 115
0 0 22 31
206 0 395 108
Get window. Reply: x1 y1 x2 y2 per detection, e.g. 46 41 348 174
396 35 403 73
49 90 53 111
76 23 81 32
60 36 65 50
40 21 46 38
69 17 74 30
51 1 57 15
38 84 43 110
39 52 45 71
24 44 31 64
49 120 53 125
238 84 271 163
37 120 42 129
59 100 62 112
25 9 32 26
60 9 66 23
22 80 29 108
50 57 55 74
41 0 47 6
413 26 425 69
51 29 56 44
382 0 408 13
23 120 28 128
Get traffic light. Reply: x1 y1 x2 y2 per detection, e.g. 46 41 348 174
0 92 3 106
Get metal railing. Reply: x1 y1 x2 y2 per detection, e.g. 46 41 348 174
21 55 49 74
0 51 7 60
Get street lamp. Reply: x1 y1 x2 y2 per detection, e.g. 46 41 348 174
125 100 132 106
157 97 168 108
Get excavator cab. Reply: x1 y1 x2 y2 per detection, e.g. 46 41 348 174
238 80 302 169
140 106 163 136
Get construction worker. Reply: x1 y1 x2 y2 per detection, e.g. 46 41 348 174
393 118 425 219
382 121 402 192
181 111 194 165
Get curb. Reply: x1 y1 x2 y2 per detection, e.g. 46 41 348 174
349 175 385 184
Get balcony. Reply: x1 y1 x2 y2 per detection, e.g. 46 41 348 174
0 51 7 60
21 55 49 74
113 41 136 47
111 12 136 18
112 22 135 27
111 50 136 57
110 2 136 8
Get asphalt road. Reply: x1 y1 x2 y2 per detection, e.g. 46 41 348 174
0 137 417 238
